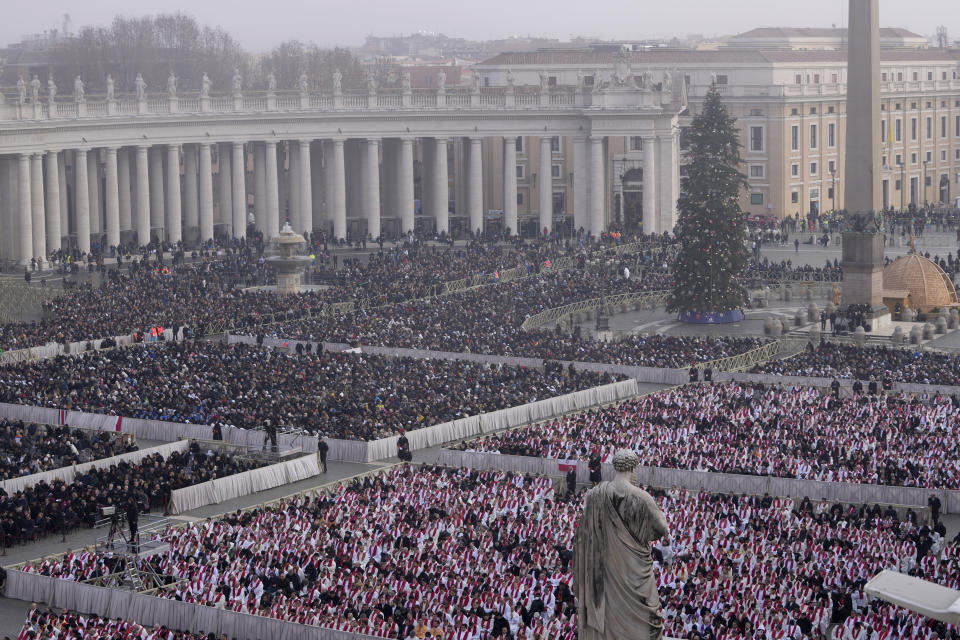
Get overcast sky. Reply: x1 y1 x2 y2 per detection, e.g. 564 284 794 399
3 0 958 52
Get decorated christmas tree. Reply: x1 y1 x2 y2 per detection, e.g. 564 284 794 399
667 85 750 320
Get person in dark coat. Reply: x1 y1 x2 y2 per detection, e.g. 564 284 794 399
565 467 577 495
397 429 412 462
318 438 329 473
588 451 602 485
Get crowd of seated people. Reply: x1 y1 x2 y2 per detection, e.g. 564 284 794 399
23 465 960 640
0 421 136 481
0 441 264 547
457 383 960 489
752 342 960 387
0 343 621 441
15 606 210 640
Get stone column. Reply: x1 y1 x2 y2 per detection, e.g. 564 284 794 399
218 143 233 238
589 136 605 236
398 137 415 234
149 147 165 233
503 137 518 237
18 154 33 265
30 153 46 264
135 146 150 246
311 143 325 228
330 138 347 240
299 139 313 234
87 151 101 236
658 135 679 233
264 140 280 238
1 159 13 261
288 142 301 231
363 138 381 240
75 150 91 254
44 150 62 252
57 153 68 242
232 142 246 238
104 147 120 249
166 144 182 244
468 137 484 236
432 137 449 235
253 143 266 235
573 136 587 233
117 148 132 233
183 145 199 242
199 142 215 243
539 136 553 234
642 137 657 235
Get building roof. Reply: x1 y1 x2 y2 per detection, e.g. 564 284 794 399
883 255 959 310
732 27 923 39
478 48 960 66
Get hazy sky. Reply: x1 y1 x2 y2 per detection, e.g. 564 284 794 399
3 0 958 52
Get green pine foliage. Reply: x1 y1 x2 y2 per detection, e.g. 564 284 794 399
667 85 750 315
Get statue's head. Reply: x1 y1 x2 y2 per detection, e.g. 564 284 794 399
612 449 640 473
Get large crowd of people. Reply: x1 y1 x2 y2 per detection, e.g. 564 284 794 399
753 342 960 387
0 342 621 441
1 441 264 547
457 383 960 489
1 237 665 352
15 606 210 640
22 465 960 640
0 422 137 481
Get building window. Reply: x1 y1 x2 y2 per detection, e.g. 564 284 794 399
791 108 799 116
551 164 561 178
516 165 524 179
911 118 917 141
791 125 799 151
927 71 933 81
897 73 903 82
794 74 802 85
715 75 728 85
828 123 836 148
551 136 560 152
749 126 763 152
911 102 917 110
912 72 918 81
881 120 887 143
955 115 959 136
516 137 523 153
629 136 642 152
791 191 799 203
956 149 960 160
749 165 765 178
882 72 888 81
911 152 917 165
895 154 902 166
926 101 932 109
517 193 524 205
791 163 800 177
942 116 948 138
926 175 932 187
895 179 902 191
828 106 835 113
943 72 948 81
941 150 947 162
809 124 818 150
926 117 932 140
895 119 902 142
548 76 557 87
750 193 763 205
827 187 834 199
584 75 594 86
925 151 932 163
828 160 836 174
749 108 763 116
832 74 838 83
810 162 818 176
810 107 817 115
895 102 901 110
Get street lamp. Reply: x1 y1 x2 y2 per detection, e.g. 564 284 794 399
922 160 929 207
898 160 905 212
830 167 837 214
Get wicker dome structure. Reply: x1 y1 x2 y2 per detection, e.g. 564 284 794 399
883 255 958 310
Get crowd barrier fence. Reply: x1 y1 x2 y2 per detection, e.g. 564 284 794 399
168 454 321 514
435 450 960 513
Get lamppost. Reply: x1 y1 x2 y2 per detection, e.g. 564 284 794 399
830 167 837 214
922 160 929 207
898 160 905 212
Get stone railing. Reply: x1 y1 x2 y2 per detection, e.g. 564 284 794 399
0 81 676 123
694 338 787 373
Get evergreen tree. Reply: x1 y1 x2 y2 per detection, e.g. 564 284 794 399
667 85 750 316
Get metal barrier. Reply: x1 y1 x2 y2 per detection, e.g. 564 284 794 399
521 290 670 331
694 339 787 373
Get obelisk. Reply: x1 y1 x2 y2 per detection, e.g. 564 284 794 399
844 0 882 212
841 0 890 328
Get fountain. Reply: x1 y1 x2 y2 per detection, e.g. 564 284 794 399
266 223 312 294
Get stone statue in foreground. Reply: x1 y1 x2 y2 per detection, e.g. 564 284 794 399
574 449 669 640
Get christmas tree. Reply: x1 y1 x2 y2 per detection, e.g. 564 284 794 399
667 85 750 317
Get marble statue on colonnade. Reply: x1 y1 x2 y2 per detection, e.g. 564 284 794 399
574 449 669 640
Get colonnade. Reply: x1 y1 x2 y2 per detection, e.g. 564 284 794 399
0 133 649 266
